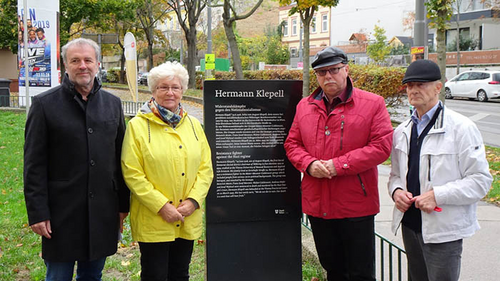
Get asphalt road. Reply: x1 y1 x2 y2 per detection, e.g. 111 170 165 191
445 98 500 147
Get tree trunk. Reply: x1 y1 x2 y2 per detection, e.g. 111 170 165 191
436 27 447 103
120 51 126 84
221 0 263 80
224 20 243 79
146 0 154 71
222 1 243 80
185 27 197 89
301 10 313 97
147 24 154 71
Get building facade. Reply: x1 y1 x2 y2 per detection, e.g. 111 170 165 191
279 5 331 59
444 0 500 51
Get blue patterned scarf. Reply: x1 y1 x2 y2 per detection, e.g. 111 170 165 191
148 97 183 128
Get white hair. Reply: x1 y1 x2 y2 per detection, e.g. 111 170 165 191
148 61 189 93
61 38 100 65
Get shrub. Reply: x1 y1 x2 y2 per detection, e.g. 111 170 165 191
204 64 406 104
107 69 125 83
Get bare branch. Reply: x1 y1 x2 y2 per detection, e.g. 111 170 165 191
231 0 264 21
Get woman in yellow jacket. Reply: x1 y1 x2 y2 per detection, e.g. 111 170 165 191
121 61 213 281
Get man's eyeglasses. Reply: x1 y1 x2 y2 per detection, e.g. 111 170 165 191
315 65 346 76
156 85 182 93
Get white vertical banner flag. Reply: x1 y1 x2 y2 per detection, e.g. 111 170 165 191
124 32 138 103
18 0 60 105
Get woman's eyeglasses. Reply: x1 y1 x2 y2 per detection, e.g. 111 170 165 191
156 86 182 93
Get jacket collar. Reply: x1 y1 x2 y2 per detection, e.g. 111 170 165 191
403 101 445 135
137 100 187 126
62 73 102 100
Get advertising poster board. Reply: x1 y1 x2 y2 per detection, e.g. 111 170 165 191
18 0 60 99
124 32 138 102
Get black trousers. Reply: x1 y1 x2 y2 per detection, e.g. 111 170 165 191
309 215 376 281
138 239 194 281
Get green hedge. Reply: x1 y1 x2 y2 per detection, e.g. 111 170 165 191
196 65 406 102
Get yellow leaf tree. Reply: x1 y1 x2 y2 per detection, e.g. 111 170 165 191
277 0 340 96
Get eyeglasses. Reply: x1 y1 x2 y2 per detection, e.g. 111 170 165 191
156 85 182 93
315 65 346 76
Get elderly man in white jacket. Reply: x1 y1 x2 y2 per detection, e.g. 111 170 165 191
388 60 492 281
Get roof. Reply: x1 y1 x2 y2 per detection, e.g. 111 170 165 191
395 36 413 45
348 33 368 42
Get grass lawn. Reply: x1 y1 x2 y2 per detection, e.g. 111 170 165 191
0 111 324 281
485 146 500 205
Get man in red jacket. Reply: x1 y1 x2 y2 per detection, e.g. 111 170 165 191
285 47 393 281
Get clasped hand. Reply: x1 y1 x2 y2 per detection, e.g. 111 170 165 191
158 200 196 223
307 160 337 179
393 189 437 214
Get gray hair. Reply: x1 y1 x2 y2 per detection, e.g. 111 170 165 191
61 38 100 65
148 61 189 93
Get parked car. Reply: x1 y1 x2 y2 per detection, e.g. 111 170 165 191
99 69 107 82
138 72 149 85
445 70 500 102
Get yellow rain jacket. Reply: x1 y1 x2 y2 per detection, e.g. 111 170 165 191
121 105 213 242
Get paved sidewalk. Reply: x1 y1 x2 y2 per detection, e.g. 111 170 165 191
377 165 500 281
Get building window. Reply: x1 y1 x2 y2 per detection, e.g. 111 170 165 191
292 19 297 36
311 17 316 33
283 20 289 36
445 27 471 47
321 14 328 32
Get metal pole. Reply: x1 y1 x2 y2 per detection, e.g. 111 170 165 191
23 0 30 113
207 1 212 54
98 34 102 71
414 0 425 48
424 0 429 59
205 2 213 79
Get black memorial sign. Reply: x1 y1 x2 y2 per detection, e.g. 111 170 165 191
204 80 302 223
204 80 303 281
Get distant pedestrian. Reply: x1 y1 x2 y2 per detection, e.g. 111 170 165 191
388 59 492 281
24 38 130 281
285 46 393 280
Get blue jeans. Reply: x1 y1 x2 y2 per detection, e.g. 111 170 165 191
45 257 106 281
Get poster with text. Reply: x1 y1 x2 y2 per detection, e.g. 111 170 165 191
18 0 60 98
204 80 303 223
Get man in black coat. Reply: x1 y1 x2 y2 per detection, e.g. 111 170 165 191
24 38 130 281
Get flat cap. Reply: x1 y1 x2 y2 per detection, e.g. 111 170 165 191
402 59 441 84
311 46 348 69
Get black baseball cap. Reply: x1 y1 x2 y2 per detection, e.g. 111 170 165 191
311 46 348 69
403 59 441 84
